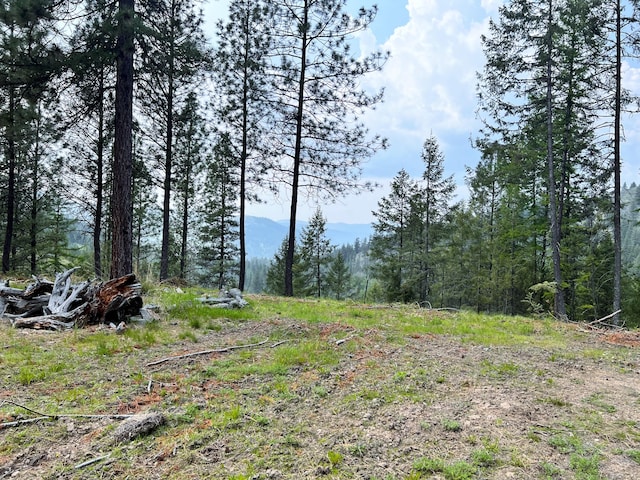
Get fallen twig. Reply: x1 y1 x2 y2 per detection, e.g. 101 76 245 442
146 339 270 367
0 400 134 429
74 454 111 469
588 310 622 327
336 335 357 346
0 416 52 428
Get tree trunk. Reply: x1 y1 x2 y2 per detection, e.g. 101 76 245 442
612 0 622 325
285 0 309 297
179 154 191 280
94 68 106 279
545 0 566 319
30 110 41 275
111 0 135 279
239 19 250 291
2 87 16 274
160 63 175 281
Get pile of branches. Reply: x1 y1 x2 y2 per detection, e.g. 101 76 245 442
0 268 143 330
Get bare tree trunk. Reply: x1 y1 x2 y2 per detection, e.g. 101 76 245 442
285 0 309 297
545 0 566 319
179 158 191 280
2 86 16 274
160 13 177 282
30 110 41 275
612 0 622 325
111 0 135 279
239 25 249 291
94 68 106 279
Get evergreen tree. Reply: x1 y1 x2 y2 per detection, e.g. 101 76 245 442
298 207 334 297
0 0 63 273
268 0 388 296
197 133 239 289
213 0 274 291
265 237 298 295
132 142 161 280
65 0 117 278
173 92 207 280
369 170 423 302
138 0 210 281
326 252 352 300
476 0 616 320
111 0 135 278
418 134 456 304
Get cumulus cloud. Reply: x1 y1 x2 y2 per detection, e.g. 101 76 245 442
361 0 495 183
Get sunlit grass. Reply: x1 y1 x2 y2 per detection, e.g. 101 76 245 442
251 295 573 348
1 286 637 479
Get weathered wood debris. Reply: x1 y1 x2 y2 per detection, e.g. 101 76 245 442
0 268 143 330
196 288 248 309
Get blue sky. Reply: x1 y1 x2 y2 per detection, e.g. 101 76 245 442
203 0 640 224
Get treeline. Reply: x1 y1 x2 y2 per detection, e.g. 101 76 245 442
4 0 640 326
258 0 640 327
367 0 640 326
0 0 386 292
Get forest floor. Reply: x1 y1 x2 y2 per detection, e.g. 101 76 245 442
1 292 640 479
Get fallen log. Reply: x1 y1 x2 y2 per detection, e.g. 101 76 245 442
0 269 143 330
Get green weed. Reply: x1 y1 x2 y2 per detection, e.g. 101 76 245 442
471 448 497 467
541 461 563 478
327 450 344 468
18 366 46 385
413 457 445 474
585 393 616 413
442 419 463 432
569 453 602 479
626 449 640 464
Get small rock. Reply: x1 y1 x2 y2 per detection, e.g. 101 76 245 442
112 413 165 444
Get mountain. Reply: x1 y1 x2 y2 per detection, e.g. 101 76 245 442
245 216 373 259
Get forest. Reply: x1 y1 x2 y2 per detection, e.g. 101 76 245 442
2 0 640 326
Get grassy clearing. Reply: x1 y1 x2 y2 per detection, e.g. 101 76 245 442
1 291 639 479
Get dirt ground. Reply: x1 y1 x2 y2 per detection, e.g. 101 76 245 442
1 317 640 479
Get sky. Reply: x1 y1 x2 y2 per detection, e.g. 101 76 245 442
202 0 640 225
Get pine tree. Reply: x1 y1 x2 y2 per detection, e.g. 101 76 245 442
265 237 294 295
213 0 275 291
132 143 161 279
326 252 352 300
111 0 135 278
268 0 388 296
173 92 207 280
197 133 240 289
0 0 63 273
65 0 117 278
298 207 334 297
138 0 211 281
476 0 616 320
418 134 455 304
369 170 423 302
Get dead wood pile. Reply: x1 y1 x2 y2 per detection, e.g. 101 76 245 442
0 268 143 330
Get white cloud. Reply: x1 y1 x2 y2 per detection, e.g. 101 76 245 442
362 1 493 171
480 0 503 13
407 0 438 17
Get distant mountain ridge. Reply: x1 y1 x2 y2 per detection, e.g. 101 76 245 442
245 216 373 259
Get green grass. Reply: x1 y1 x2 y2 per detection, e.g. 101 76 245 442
442 419 463 432
1 290 637 479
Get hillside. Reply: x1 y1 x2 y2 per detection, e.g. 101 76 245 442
245 216 373 258
1 291 640 479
